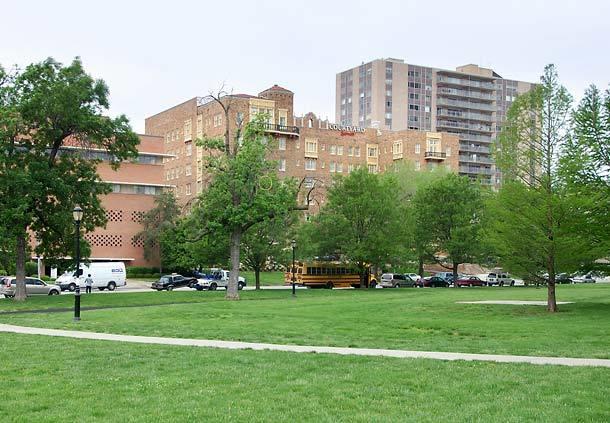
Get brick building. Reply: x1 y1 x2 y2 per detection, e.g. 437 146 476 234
145 85 460 211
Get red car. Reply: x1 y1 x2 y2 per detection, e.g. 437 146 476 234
454 276 486 287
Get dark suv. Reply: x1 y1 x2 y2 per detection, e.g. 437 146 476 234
151 274 197 291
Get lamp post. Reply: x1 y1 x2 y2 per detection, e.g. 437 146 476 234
73 206 83 322
291 239 297 297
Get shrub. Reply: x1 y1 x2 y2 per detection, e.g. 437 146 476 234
25 261 38 277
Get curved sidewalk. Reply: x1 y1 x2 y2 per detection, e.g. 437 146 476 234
1 323 609 368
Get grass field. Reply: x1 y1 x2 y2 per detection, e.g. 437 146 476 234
2 285 609 421
240 271 286 286
2 333 609 422
1 284 609 358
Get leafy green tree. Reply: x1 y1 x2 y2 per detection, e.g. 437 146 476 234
242 213 297 290
393 162 449 276
137 191 180 273
0 58 138 300
412 173 484 280
302 167 404 287
491 64 602 312
193 113 297 299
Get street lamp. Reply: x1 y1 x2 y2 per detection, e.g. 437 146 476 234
291 240 297 297
73 206 83 322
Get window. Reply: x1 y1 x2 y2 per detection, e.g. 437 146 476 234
415 161 421 170
427 138 439 152
186 143 192 156
213 114 223 127
408 82 421 89
337 145 343 156
408 70 420 77
305 159 316 170
329 161 336 172
409 93 419 100
368 147 378 158
348 164 354 172
305 139 318 154
165 134 170 144
347 146 353 156
355 147 361 157
330 145 336 155
112 184 121 193
279 159 286 172
336 163 343 173
185 165 191 176
185 183 192 196
368 164 378 173
415 144 421 154
393 141 403 155
278 137 286 150
184 119 192 141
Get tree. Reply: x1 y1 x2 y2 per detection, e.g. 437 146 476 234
412 173 484 280
393 162 449 276
137 191 180 273
490 64 602 312
0 58 138 301
193 113 297 299
302 167 404 287
242 213 297 290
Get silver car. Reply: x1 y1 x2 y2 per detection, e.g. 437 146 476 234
1 277 61 298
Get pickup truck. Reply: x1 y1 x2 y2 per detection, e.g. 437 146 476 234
151 274 197 291
194 269 246 291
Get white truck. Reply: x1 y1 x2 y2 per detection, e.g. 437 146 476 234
57 262 127 292
194 268 246 291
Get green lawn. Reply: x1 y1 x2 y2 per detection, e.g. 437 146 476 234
240 270 286 286
1 333 608 422
1 284 609 358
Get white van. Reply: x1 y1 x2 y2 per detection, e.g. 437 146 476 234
57 262 126 292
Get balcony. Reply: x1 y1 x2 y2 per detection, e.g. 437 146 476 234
263 123 300 136
436 120 493 133
436 97 495 111
458 155 494 164
459 133 493 143
437 87 494 101
459 166 494 175
437 75 496 90
424 151 447 160
437 109 493 122
459 144 491 154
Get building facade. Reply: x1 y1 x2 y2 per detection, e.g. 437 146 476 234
145 85 460 212
335 59 535 186
80 134 170 267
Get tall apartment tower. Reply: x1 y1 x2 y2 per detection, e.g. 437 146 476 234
336 58 535 185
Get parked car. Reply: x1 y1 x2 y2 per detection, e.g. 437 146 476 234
486 272 515 286
405 273 421 282
1 277 61 297
416 276 449 288
556 273 573 284
194 269 246 291
151 274 197 291
572 273 596 283
455 276 486 287
380 273 416 288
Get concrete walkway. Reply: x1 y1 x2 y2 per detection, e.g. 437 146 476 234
2 324 609 368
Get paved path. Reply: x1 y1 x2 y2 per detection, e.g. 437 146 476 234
457 300 574 306
1 324 608 368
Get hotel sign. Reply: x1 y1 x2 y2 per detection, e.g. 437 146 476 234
328 123 366 133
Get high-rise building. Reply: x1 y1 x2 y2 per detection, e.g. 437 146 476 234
336 59 535 185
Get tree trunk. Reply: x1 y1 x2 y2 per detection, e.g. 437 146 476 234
452 262 459 283
418 256 424 278
547 262 558 312
14 233 27 301
255 267 261 290
226 228 241 300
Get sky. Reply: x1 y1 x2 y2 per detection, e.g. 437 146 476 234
1 0 609 133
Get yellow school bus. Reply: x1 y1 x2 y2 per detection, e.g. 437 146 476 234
284 261 377 289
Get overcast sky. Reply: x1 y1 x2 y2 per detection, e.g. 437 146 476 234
2 0 608 133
